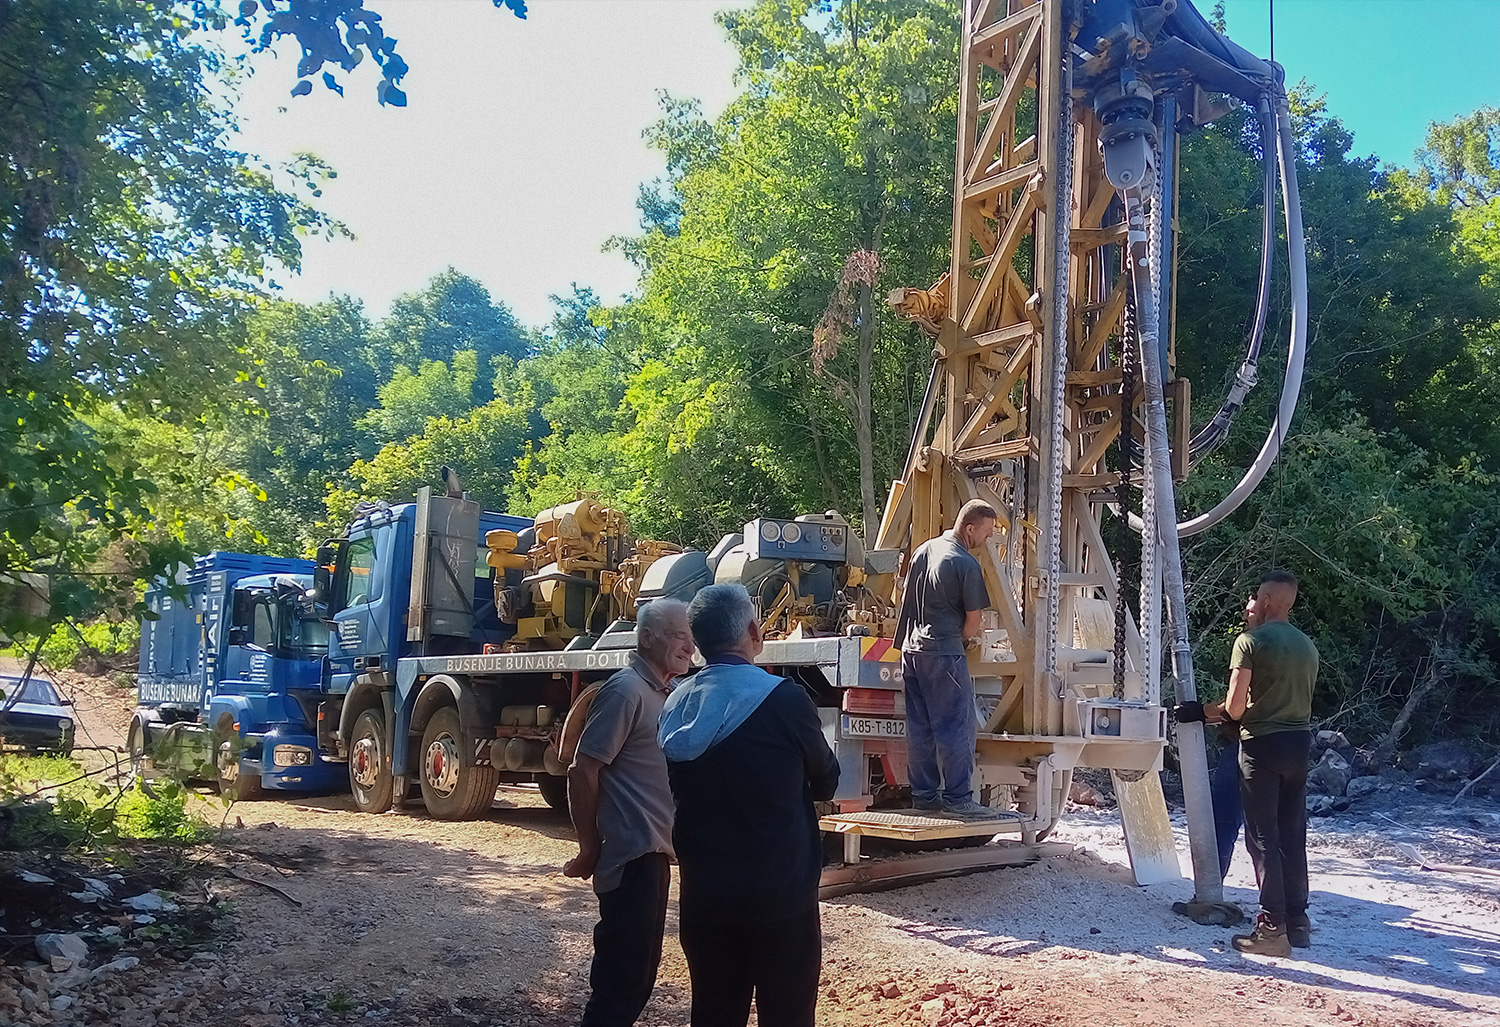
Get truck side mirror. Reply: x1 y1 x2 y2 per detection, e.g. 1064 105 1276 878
230 588 255 629
227 624 249 646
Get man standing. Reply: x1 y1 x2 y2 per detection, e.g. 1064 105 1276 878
658 584 839 1027
1187 570 1318 956
564 598 695 1027
894 499 1000 819
1210 592 1260 880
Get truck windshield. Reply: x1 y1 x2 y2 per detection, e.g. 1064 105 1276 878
281 609 329 654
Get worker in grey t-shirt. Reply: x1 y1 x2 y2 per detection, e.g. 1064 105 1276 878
564 599 694 1027
894 499 1000 820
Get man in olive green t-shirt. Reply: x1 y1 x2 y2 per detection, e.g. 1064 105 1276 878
1206 570 1318 957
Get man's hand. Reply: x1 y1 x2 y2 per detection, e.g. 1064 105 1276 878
1172 700 1207 724
563 849 599 880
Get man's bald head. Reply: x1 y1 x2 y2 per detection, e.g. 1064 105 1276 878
1255 570 1299 622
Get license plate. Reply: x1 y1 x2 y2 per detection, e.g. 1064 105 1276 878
841 715 906 739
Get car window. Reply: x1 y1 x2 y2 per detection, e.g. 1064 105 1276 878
251 601 276 648
6 675 61 706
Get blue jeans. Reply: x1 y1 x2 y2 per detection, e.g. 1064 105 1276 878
901 651 978 805
1212 734 1245 880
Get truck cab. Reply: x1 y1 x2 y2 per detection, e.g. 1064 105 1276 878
313 490 532 813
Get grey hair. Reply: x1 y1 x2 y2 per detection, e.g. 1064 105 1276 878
636 597 688 641
687 583 757 656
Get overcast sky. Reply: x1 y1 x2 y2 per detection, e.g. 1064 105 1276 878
232 0 1500 330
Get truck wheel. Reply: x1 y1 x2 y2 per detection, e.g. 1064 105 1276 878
348 708 395 814
126 719 149 785
418 706 498 821
217 730 264 802
538 773 569 812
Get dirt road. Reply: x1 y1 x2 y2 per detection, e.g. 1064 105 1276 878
172 783 1498 1027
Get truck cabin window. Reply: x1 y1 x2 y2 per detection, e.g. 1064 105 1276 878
340 537 377 608
251 601 276 649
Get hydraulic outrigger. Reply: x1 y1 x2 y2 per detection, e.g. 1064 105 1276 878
823 0 1307 912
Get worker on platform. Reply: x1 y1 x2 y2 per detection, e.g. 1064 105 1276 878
564 598 695 1027
658 583 839 1027
1180 569 1318 956
894 499 1003 820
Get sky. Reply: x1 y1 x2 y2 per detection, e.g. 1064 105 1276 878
233 0 1500 329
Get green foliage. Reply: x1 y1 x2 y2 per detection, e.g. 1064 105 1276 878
0 757 208 847
5 619 141 670
1 0 338 638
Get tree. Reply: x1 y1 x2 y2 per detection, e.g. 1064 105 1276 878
595 0 959 534
373 270 530 391
1 0 335 638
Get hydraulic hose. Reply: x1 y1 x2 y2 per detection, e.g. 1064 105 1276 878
1176 96 1309 537
1187 93 1278 464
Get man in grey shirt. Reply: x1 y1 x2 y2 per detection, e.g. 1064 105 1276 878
894 499 999 819
563 598 694 1027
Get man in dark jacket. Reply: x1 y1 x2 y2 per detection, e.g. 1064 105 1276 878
658 583 840 1027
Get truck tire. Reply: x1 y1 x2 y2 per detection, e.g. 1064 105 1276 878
418 706 498 821
217 727 264 802
348 708 395 814
126 719 149 785
538 773 568 812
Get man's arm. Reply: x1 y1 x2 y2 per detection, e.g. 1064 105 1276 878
563 754 606 879
962 609 983 640
1203 669 1251 723
781 683 839 801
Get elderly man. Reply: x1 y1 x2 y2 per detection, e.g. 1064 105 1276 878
894 499 1000 819
564 598 695 1027
659 583 839 1027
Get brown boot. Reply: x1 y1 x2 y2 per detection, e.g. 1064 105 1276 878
1232 913 1292 956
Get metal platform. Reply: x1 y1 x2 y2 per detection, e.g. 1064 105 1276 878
820 807 1027 842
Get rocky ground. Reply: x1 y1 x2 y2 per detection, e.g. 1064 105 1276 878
3 672 1498 1027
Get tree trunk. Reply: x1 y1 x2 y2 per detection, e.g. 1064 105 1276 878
1369 617 1452 770
855 280 879 533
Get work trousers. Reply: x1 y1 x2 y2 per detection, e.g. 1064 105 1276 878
1239 729 1311 925
581 852 671 1027
678 908 822 1027
901 651 979 805
1212 734 1244 880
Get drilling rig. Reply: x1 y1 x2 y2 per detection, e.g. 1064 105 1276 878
824 0 1308 905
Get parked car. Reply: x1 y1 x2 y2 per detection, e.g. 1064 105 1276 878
0 668 75 755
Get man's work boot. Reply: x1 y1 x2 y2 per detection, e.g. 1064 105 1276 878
912 795 944 812
942 799 1004 821
1287 912 1312 949
1232 914 1292 957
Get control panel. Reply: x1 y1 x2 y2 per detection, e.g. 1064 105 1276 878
744 517 849 563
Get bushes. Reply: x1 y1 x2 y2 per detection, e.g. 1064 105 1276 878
0 755 209 848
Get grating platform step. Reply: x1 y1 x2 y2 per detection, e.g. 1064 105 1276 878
820 807 1027 842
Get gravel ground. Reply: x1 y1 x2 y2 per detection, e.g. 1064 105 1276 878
8 781 1493 1027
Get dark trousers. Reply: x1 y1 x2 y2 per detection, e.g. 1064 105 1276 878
678 908 821 1027
1239 730 1311 924
902 651 978 805
581 852 671 1027
1212 734 1244 880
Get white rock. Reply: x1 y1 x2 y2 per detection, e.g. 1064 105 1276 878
133 914 157 925
122 892 179 912
35 934 89 964
51 996 74 1012
20 871 54 885
69 891 105 903
79 878 112 897
99 926 122 937
90 957 140 980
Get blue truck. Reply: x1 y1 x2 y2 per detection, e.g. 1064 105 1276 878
131 551 343 798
